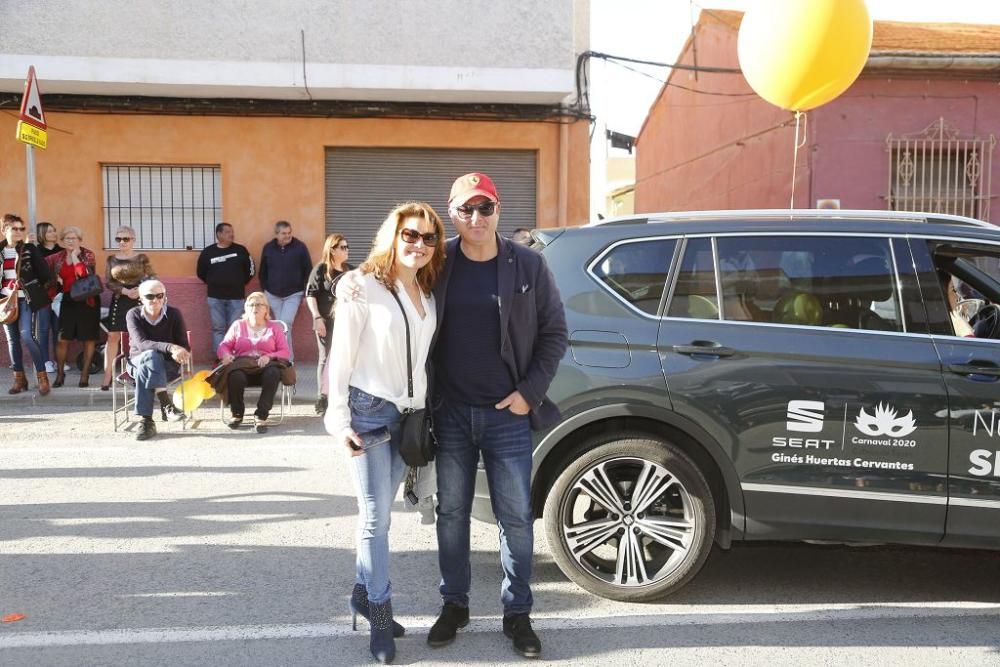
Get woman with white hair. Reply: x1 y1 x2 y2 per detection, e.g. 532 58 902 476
48 225 100 388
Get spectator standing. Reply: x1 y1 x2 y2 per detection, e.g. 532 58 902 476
126 279 189 441
259 221 312 351
31 221 62 374
305 233 352 415
1 214 52 395
197 223 255 354
100 226 155 391
48 226 101 388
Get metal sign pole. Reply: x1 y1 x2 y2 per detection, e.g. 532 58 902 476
25 143 36 229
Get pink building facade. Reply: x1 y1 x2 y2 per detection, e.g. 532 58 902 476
636 11 1000 224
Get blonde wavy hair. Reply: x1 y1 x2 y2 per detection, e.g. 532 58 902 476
360 202 446 295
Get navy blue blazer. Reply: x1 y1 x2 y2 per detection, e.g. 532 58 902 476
431 233 568 431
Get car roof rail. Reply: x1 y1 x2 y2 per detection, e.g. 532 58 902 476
590 209 996 229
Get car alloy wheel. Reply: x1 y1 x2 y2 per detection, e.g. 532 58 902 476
544 437 715 601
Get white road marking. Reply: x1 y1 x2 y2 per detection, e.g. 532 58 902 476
2 603 999 649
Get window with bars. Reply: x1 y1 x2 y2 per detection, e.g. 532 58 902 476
886 118 996 221
102 165 222 250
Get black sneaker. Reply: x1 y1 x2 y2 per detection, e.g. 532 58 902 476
503 614 541 659
160 403 186 422
135 417 157 441
427 603 469 647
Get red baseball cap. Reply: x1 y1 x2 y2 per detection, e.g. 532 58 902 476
449 172 500 205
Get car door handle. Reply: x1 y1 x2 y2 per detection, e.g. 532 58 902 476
948 362 1000 377
672 341 736 358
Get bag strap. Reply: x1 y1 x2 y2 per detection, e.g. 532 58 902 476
388 286 414 405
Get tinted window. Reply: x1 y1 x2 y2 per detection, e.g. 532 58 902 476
715 236 902 332
592 238 677 315
926 240 1000 339
667 237 718 319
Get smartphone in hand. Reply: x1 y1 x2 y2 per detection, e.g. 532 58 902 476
353 426 391 451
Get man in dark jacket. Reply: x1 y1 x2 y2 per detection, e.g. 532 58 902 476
197 223 254 353
126 280 190 441
259 220 311 358
427 173 568 659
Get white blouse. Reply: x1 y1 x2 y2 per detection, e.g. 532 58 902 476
324 270 437 436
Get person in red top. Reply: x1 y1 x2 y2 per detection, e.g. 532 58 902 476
216 291 291 433
47 226 100 387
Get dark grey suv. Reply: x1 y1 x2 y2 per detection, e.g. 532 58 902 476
477 209 1000 602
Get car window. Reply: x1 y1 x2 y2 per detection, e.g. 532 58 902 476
715 236 902 332
667 237 718 319
591 238 677 315
926 240 1000 339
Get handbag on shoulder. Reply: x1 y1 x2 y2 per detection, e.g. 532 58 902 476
0 252 21 324
69 269 102 302
389 288 437 467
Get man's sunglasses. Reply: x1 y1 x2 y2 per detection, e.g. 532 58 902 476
114 237 134 243
399 228 439 246
452 201 497 219
7 226 26 232
142 292 166 301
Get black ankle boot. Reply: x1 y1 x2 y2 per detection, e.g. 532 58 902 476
349 584 405 637
368 599 396 664
135 417 157 441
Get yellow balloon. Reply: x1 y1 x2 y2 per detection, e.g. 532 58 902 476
173 377 207 412
737 0 873 111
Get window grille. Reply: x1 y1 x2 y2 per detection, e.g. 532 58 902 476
102 165 222 250
886 118 996 221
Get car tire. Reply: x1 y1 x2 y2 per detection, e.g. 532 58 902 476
543 435 715 602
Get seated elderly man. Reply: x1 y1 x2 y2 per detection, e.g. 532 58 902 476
125 279 191 441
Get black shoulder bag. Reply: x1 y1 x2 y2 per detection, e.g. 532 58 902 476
389 287 437 467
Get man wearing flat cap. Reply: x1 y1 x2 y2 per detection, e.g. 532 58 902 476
427 172 568 659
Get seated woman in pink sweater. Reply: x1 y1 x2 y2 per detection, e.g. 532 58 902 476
217 291 291 432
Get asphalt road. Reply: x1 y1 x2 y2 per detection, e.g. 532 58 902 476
2 407 1000 666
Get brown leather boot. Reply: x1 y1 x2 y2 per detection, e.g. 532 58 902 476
8 371 28 395
36 371 50 396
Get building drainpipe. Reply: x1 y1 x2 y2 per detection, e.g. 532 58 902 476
558 122 569 227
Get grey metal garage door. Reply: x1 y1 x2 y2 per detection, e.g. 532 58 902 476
325 147 537 264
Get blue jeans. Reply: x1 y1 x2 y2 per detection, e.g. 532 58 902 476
347 386 408 605
265 291 302 361
207 297 244 354
129 350 179 418
3 298 47 372
434 400 534 615
35 304 55 364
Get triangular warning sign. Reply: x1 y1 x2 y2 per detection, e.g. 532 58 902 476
19 66 46 130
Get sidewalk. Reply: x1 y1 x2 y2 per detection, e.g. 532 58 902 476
0 363 323 411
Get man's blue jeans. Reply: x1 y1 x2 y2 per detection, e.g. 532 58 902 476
3 298 47 372
347 386 408 605
129 350 179 418
265 291 302 361
207 297 244 354
434 400 534 615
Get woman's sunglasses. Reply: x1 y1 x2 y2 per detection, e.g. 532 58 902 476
114 237 134 243
399 228 439 246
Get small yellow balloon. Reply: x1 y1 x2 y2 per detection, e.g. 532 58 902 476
173 376 208 412
737 0 873 111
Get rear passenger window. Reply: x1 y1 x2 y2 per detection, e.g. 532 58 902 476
667 237 719 319
591 238 677 315
715 236 902 332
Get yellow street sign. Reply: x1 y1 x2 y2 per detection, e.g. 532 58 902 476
16 121 47 150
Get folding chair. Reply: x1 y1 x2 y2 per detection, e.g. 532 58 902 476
217 320 295 427
112 330 194 431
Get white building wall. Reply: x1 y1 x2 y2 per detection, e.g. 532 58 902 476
0 0 588 103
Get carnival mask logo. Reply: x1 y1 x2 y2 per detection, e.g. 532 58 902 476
854 403 917 438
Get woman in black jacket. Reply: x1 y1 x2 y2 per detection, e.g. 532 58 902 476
0 214 52 395
305 233 352 415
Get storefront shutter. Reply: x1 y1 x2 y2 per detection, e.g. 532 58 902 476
325 147 537 264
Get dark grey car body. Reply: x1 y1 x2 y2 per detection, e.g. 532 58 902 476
473 210 1000 601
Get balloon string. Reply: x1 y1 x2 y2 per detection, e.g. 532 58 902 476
790 111 807 209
